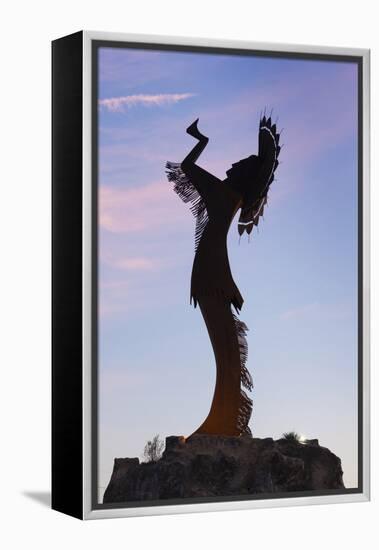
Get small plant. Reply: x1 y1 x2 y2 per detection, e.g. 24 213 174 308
142 434 165 463
282 431 301 443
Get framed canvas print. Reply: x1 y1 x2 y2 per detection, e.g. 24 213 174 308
52 31 370 520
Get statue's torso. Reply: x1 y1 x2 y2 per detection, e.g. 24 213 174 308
190 177 244 311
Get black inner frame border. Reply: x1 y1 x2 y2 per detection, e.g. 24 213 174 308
91 39 364 511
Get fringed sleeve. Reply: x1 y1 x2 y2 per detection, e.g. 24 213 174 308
166 161 209 251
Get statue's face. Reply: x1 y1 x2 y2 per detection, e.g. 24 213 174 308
226 161 243 179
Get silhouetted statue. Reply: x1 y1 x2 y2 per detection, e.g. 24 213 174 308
166 114 280 437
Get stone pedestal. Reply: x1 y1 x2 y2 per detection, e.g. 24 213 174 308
103 434 344 503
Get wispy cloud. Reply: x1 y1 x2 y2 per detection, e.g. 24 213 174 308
281 302 320 320
99 93 196 112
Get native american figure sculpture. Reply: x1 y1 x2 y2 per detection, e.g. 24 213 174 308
166 115 281 437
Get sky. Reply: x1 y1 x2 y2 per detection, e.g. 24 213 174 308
97 46 359 501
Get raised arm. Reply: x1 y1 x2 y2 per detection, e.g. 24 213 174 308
181 119 209 169
181 119 220 201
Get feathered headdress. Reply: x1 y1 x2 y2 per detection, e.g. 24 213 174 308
237 114 281 236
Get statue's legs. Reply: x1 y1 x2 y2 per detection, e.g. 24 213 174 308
190 295 252 437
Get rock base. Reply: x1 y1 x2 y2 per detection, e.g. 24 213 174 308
103 435 344 503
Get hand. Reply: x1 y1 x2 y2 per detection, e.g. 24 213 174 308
186 118 208 141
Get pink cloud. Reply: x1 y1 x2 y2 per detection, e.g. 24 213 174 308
99 93 195 112
105 256 156 271
99 181 187 233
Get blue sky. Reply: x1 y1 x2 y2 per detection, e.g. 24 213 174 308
97 46 358 500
